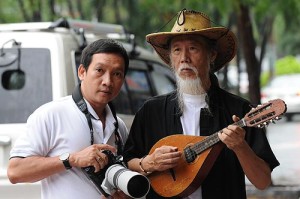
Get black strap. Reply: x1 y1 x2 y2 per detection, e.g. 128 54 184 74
107 101 123 154
72 84 94 145
72 83 123 154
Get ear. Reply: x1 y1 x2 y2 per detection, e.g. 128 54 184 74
210 50 217 63
78 64 86 81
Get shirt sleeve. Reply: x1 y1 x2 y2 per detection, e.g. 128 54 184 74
123 107 147 163
242 103 280 171
10 107 51 158
117 116 129 150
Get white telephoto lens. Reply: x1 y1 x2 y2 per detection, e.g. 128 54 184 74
105 164 150 198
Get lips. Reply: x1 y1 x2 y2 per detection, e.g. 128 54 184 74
180 67 197 76
99 89 112 95
181 68 194 72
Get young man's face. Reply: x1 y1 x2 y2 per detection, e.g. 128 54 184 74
78 53 125 109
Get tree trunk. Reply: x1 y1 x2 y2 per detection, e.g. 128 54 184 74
95 0 106 22
237 4 261 105
76 0 85 19
31 0 42 22
113 0 121 24
67 0 75 18
17 0 30 22
48 0 56 21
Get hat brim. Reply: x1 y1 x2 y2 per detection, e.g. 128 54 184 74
146 27 237 72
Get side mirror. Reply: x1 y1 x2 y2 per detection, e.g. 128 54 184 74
2 69 25 90
0 39 20 67
0 52 18 67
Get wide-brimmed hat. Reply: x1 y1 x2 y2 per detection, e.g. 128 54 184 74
146 9 237 72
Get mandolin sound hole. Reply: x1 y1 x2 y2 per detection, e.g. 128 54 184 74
183 144 197 163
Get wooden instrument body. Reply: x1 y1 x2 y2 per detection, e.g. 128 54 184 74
148 134 224 198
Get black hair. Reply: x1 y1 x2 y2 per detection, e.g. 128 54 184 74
80 39 129 75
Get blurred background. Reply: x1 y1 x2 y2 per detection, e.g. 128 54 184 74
1 0 300 198
1 0 300 102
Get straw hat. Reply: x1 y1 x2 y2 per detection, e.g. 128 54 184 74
146 9 237 72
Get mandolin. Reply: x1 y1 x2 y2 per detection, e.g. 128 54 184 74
148 99 287 198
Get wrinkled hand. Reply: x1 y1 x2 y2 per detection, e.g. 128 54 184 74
70 144 117 172
218 115 246 151
144 145 182 172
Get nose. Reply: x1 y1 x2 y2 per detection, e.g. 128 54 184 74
180 48 190 63
101 72 112 87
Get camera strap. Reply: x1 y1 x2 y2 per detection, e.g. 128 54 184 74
72 83 123 154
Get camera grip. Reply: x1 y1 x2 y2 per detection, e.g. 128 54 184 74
82 166 109 197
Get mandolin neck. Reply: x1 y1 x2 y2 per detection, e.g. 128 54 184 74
191 118 246 155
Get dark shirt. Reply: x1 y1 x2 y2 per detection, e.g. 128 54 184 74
123 75 279 199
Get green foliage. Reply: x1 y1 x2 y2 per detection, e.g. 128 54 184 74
275 56 300 75
0 0 22 22
273 0 300 55
1 0 300 61
260 72 270 87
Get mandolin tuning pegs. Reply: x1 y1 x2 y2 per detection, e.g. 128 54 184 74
257 124 262 128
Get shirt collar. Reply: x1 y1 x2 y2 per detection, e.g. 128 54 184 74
83 99 116 126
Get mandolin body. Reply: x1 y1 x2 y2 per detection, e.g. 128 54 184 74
148 134 224 198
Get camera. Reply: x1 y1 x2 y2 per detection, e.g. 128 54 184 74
82 150 150 198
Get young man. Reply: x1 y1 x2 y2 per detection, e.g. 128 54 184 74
123 9 279 199
7 39 129 199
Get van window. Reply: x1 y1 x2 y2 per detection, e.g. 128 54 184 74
151 63 175 95
113 60 176 114
127 69 153 113
112 58 149 114
0 48 52 123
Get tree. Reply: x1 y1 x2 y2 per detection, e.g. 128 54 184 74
237 3 261 104
2 0 300 105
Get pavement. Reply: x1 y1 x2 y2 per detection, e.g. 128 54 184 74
247 185 300 199
246 115 300 199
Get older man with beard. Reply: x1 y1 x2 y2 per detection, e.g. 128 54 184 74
123 9 279 199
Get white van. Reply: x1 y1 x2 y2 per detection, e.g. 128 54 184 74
0 19 176 199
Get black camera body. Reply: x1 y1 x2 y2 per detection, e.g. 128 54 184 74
82 150 125 197
82 150 150 198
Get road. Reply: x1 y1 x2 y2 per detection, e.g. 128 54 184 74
267 115 300 186
246 115 300 198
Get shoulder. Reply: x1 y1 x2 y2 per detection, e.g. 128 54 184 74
28 96 76 121
143 91 176 107
212 87 252 115
219 88 249 104
35 96 73 111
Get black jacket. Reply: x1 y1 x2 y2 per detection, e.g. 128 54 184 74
123 75 279 199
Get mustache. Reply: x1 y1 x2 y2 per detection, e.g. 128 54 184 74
177 63 198 75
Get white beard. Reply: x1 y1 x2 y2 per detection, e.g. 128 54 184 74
174 64 206 114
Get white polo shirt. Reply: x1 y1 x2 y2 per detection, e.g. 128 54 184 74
10 95 128 199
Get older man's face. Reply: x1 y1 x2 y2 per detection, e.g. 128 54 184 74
170 35 216 86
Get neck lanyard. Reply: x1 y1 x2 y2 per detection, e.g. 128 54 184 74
72 84 123 154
